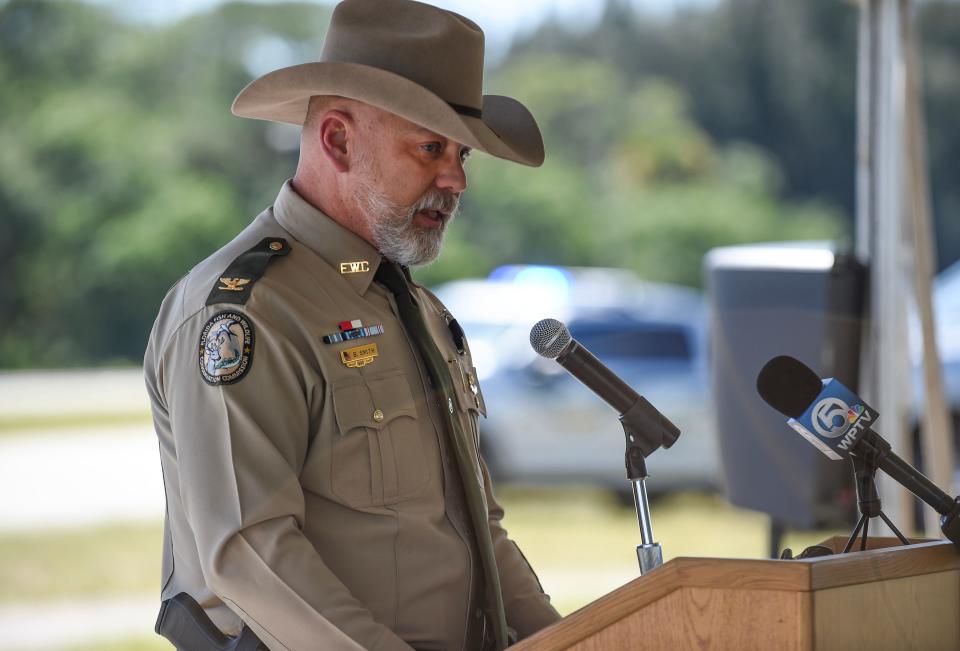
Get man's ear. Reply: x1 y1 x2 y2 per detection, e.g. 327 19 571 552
317 110 353 173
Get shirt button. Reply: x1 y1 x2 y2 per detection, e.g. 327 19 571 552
448 397 454 414
269 241 283 251
373 409 384 422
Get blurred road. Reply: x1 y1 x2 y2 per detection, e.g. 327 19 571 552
0 369 164 648
0 368 149 422
0 597 159 651
0 368 163 531
0 426 164 532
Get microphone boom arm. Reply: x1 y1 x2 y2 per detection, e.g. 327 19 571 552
557 341 682 466
856 430 960 546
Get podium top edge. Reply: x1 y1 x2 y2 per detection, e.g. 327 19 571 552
663 538 958 593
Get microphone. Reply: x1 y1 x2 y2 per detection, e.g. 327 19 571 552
756 356 957 517
531 317 679 573
529 318 680 458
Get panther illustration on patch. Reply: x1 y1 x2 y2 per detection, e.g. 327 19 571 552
198 311 255 385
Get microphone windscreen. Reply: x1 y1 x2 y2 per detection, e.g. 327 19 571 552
756 355 823 418
530 318 571 359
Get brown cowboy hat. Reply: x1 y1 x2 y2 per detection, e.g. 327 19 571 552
232 0 545 167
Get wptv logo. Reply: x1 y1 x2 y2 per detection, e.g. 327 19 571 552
787 379 879 461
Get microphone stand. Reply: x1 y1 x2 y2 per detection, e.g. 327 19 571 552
844 429 960 550
620 395 678 575
532 324 679 573
626 445 662 574
842 445 910 554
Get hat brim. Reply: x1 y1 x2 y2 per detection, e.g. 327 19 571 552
231 62 544 167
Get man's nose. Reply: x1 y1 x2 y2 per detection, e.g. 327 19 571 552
436 151 467 194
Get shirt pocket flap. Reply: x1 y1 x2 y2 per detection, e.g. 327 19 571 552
332 369 419 434
447 359 488 417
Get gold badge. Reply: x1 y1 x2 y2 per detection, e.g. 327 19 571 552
218 277 251 292
341 343 378 368
340 261 370 274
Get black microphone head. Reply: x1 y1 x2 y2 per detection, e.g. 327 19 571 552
530 318 571 359
756 355 823 418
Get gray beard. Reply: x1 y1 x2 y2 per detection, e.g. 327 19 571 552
354 167 459 268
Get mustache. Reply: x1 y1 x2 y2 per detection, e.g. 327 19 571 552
411 189 459 219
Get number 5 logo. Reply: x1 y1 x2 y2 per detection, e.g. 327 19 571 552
812 397 850 438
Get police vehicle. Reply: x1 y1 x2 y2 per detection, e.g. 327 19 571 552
433 265 720 494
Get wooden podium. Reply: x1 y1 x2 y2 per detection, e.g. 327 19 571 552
512 537 960 650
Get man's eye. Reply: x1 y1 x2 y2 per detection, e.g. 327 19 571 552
460 148 472 163
421 143 442 154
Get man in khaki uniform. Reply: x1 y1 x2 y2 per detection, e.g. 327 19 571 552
144 0 560 649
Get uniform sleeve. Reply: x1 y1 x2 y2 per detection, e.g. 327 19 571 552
480 458 562 639
159 306 413 651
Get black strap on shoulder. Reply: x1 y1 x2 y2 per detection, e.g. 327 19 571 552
205 237 291 306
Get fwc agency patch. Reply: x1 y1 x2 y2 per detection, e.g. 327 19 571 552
199 311 255 385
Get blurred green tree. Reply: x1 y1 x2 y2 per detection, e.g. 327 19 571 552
20 0 960 367
417 55 844 288
0 1 329 366
511 0 960 271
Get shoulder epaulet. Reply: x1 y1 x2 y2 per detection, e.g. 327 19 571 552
205 237 291 306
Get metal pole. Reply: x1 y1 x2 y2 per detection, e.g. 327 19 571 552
903 2 956 535
856 0 915 535
631 478 663 574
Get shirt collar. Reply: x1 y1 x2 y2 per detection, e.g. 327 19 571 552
272 179 383 296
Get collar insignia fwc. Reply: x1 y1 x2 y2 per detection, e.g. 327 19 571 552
340 261 370 274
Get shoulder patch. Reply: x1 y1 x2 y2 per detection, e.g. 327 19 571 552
206 237 291 306
199 311 255 385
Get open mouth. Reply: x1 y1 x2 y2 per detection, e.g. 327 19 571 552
417 209 446 227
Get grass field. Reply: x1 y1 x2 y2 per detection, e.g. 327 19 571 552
0 488 840 607
64 638 172 651
0 412 152 436
0 522 161 604
4 486 843 649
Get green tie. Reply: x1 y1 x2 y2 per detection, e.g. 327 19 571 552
375 260 508 650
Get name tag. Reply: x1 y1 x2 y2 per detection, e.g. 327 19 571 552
341 343 378 368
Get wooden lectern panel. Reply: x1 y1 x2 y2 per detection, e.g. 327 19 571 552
514 538 960 650
571 587 811 650
812 570 960 650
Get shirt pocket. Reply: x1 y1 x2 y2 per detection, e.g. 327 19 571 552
330 368 430 507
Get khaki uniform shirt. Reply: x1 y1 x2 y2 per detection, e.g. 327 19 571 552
144 181 560 650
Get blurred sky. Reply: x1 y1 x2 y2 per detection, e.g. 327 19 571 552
89 0 720 58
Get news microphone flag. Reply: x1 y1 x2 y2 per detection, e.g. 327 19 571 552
787 378 880 461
